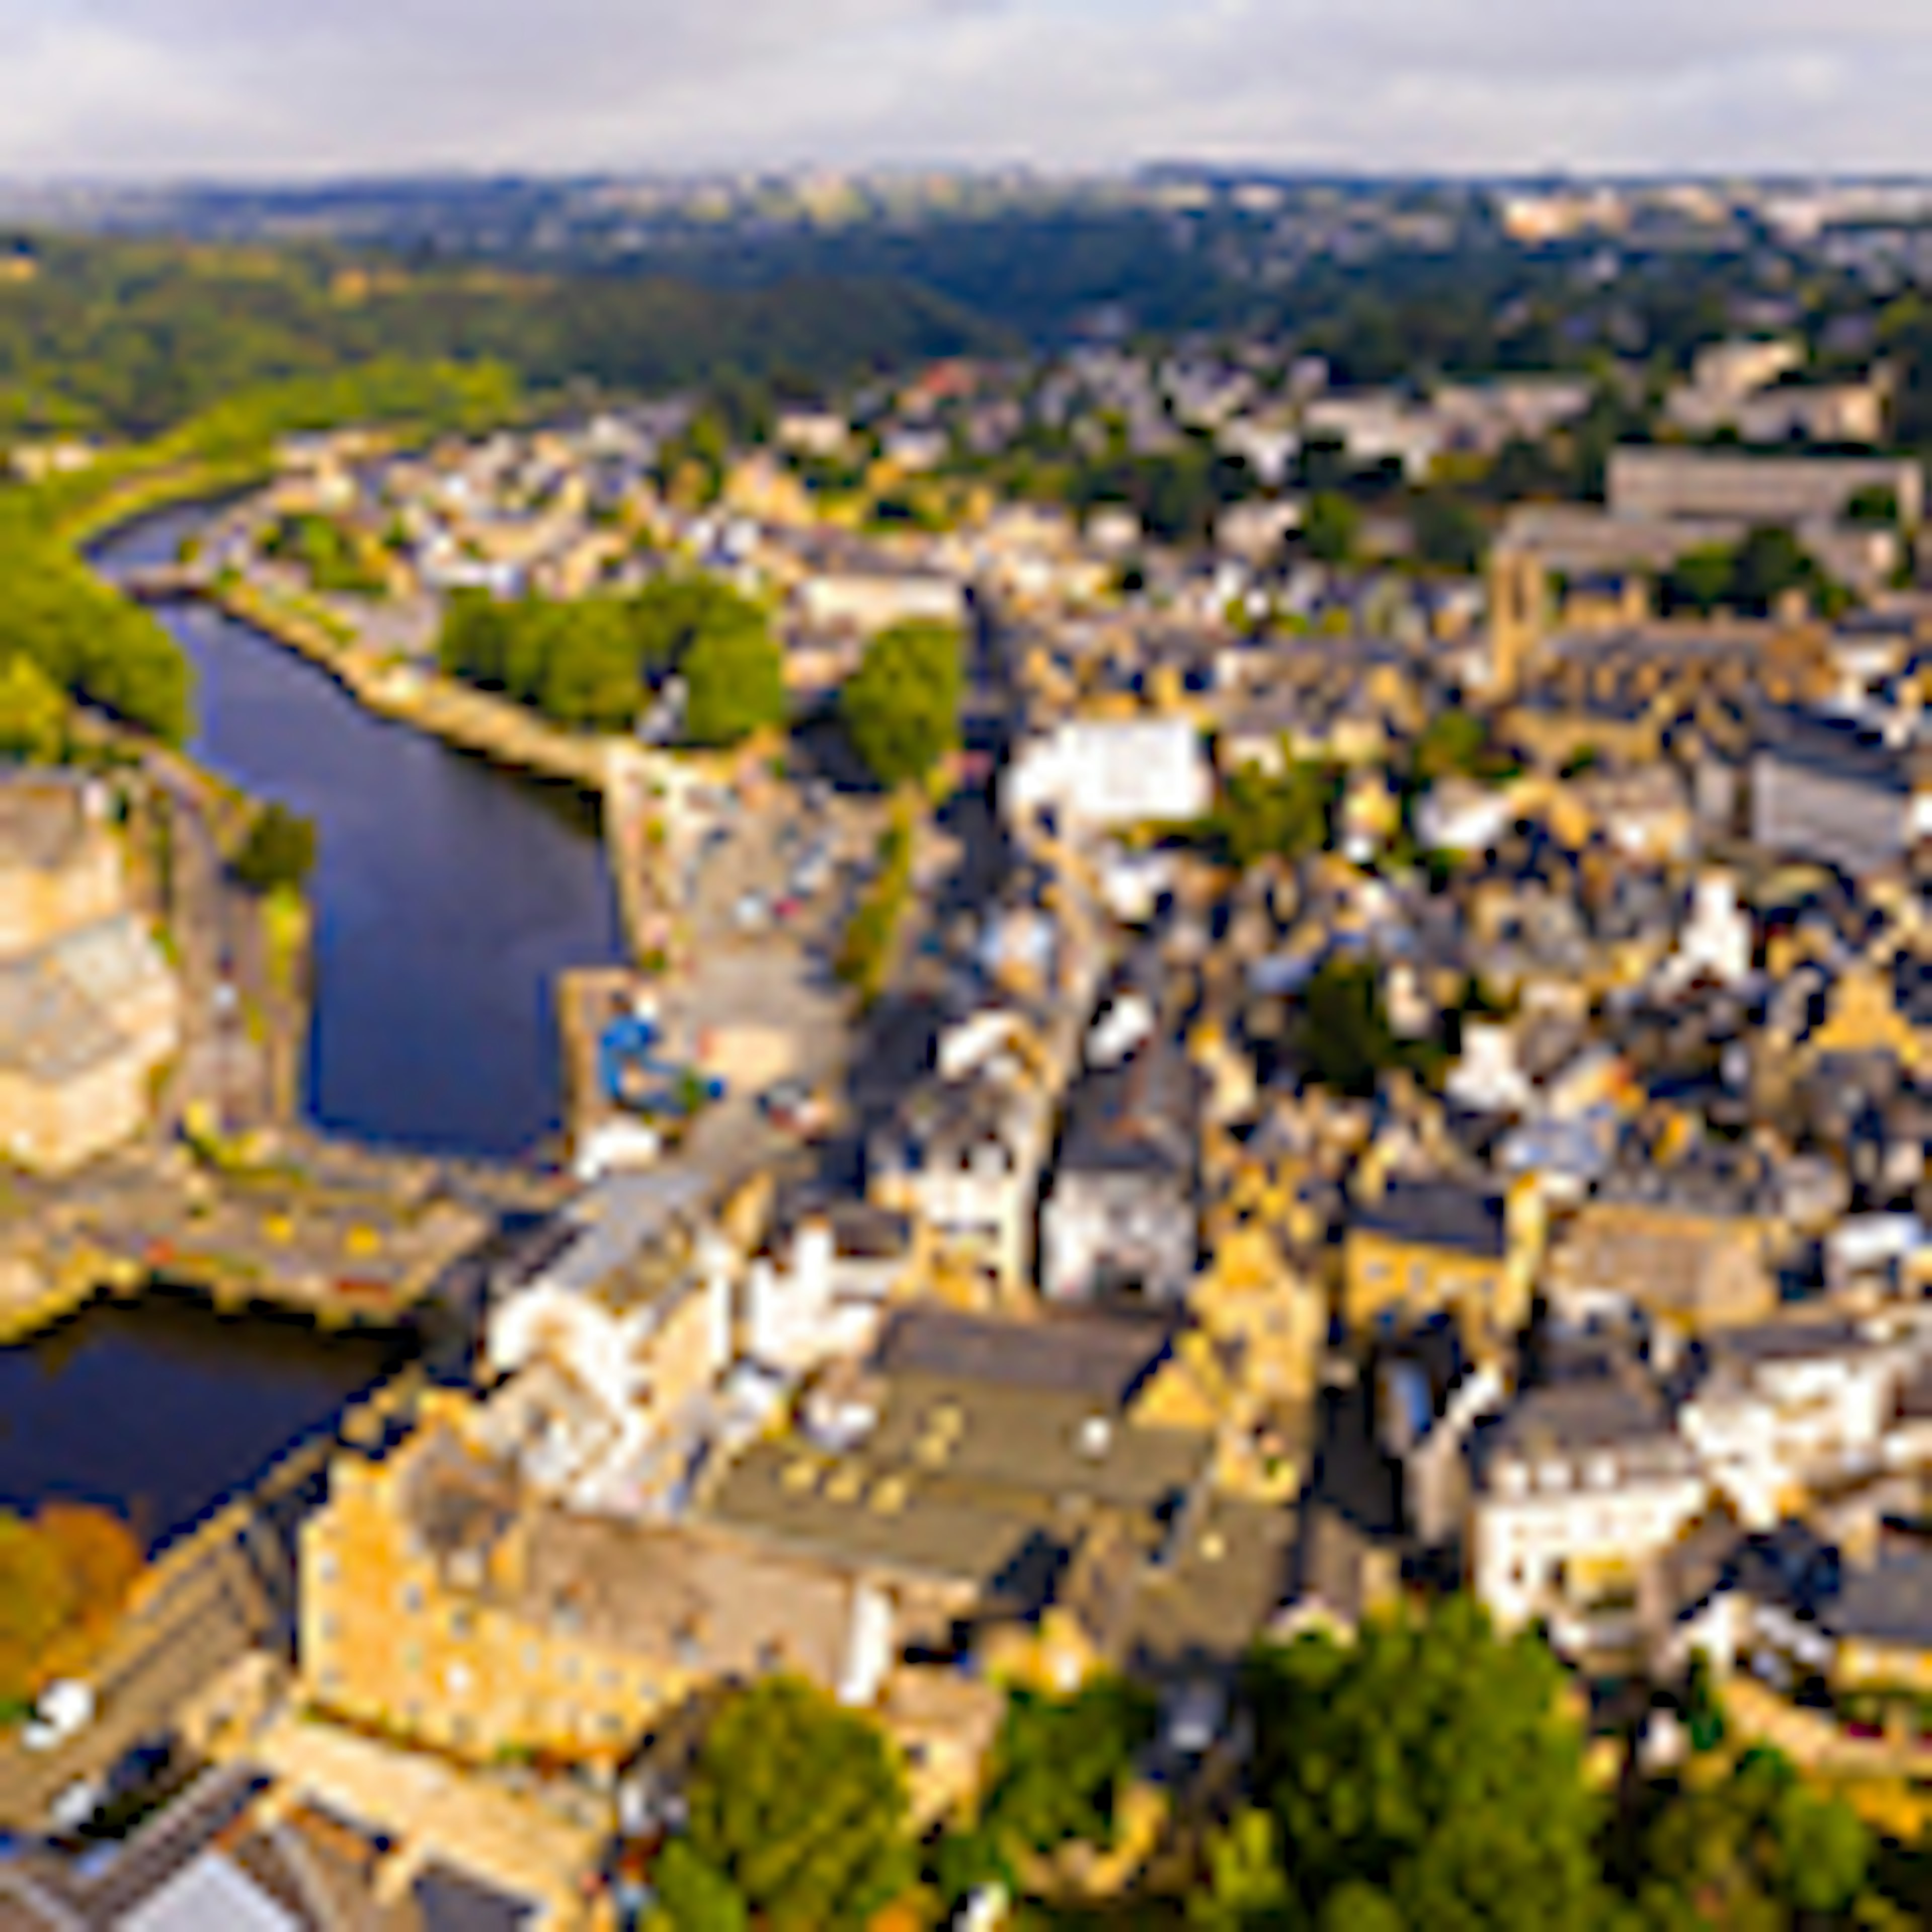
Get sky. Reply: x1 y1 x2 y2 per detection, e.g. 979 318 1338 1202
5 1 1932 180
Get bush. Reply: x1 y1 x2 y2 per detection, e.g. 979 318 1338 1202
231 802 318 895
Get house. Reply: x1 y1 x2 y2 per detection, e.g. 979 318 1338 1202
1470 1374 1710 1653
1342 1177 1541 1358
743 1195 925 1376
869 1065 1054 1300
1678 1320 1913 1526
1041 1030 1201 1307
1544 1199 1779 1345
0 771 181 1174
484 1172 732 1512
795 569 967 636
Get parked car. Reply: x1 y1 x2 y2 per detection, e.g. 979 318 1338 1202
23 1680 94 1753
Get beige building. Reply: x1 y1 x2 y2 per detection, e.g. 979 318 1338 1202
0 772 180 1174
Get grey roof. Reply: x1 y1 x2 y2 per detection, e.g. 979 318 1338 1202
872 1306 1173 1406
1352 1179 1508 1260
1821 1551 1932 1651
1057 1043 1198 1184
1755 707 1915 797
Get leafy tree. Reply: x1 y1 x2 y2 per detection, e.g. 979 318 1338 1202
0 654 69 764
1294 957 1403 1100
976 1678 1156 1865
534 599 644 732
1247 1603 1605 1930
1847 483 1900 527
841 620 962 789
231 802 318 895
1660 542 1735 616
653 1839 749 1932
682 621 787 748
1630 1750 1887 1927
671 1676 916 1932
1412 707 1494 784
1728 524 1826 615
1215 759 1334 868
1188 1807 1292 1930
1302 492 1361 566
1411 492 1488 574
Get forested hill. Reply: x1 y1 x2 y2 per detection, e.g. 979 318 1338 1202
0 236 1013 439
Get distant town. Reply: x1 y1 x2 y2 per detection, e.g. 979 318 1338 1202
0 178 1927 1928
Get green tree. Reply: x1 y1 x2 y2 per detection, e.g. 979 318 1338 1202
535 599 643 732
1302 492 1361 566
1216 759 1334 868
976 1677 1157 1866
1411 492 1488 574
1294 957 1403 1100
0 654 69 764
682 620 786 748
1248 1602 1605 1930
672 1676 916 1932
1188 1807 1293 1930
653 1838 749 1932
1412 707 1493 784
230 802 318 895
840 620 962 789
1660 541 1735 616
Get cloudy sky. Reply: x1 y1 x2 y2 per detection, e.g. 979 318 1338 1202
3 0 1932 179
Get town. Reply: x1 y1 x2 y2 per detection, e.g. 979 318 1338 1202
0 214 1929 1929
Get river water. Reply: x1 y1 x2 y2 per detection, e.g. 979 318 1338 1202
0 509 621 1545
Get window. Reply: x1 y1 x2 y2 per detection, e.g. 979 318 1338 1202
400 1580 424 1615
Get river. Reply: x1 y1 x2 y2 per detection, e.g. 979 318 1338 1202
95 507 623 1160
0 509 621 1546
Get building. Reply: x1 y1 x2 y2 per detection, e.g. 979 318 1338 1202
0 771 180 1173
1751 709 1926 878
1342 1178 1540 1357
795 570 967 636
1471 1376 1710 1651
1606 448 1923 531
299 1394 866 1770
1545 1199 1778 1343
1004 719 1213 834
1041 1033 1200 1306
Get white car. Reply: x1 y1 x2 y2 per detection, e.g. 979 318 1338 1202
22 1680 94 1753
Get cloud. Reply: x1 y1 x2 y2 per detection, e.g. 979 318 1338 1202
0 0 1930 177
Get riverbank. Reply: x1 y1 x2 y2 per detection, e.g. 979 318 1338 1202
211 572 615 792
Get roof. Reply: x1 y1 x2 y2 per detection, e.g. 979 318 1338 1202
1351 1180 1508 1260
512 1512 854 1680
1482 1375 1691 1481
118 1854 303 1932
1056 1040 1199 1186
872 1306 1173 1407
0 771 95 875
1821 1551 1932 1652
1756 708 1915 797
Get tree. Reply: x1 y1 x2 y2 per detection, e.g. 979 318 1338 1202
1247 1603 1606 1930
670 1677 916 1932
1295 957 1403 1100
1631 1750 1885 1927
1412 707 1494 784
1216 759 1334 868
840 621 962 789
231 802 318 895
1411 492 1488 574
535 600 643 732
0 654 69 764
976 1677 1157 1866
1728 524 1825 615
682 621 787 748
1302 492 1360 566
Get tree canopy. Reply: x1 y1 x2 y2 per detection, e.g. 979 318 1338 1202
682 620 788 748
840 620 963 789
663 1676 917 1932
1248 1603 1605 1930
